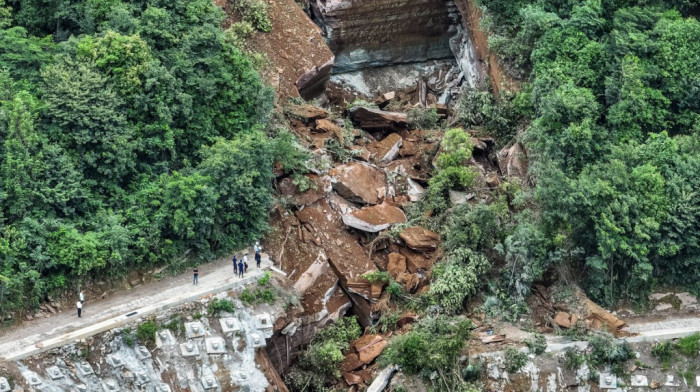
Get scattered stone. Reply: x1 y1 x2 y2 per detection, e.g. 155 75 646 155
655 303 673 311
399 226 440 252
387 253 407 278
376 91 396 108
584 299 626 334
395 272 419 293
349 107 408 132
649 380 661 389
406 178 425 202
342 203 407 232
250 332 266 348
449 190 475 205
286 104 329 122
341 353 364 373
349 146 371 161
366 364 399 392
315 118 344 141
367 133 403 164
330 162 387 205
485 172 501 188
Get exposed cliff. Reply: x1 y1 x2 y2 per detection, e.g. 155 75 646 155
311 0 461 73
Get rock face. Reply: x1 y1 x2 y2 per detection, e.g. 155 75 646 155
342 203 407 232
497 142 529 180
399 227 440 252
330 162 387 205
311 0 460 73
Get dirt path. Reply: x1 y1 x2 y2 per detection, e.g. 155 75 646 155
0 252 273 360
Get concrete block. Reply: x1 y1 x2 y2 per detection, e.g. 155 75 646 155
23 371 42 386
666 374 680 386
201 375 218 390
136 345 151 360
156 329 176 347
696 375 700 387
599 373 617 389
185 322 206 339
180 341 200 357
46 365 64 380
107 353 124 368
255 313 273 338
219 318 241 334
134 370 150 386
102 378 120 392
0 377 10 392
77 362 94 376
250 333 266 348
630 374 648 387
205 337 227 354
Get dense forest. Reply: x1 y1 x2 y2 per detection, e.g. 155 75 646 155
0 0 308 315
471 0 700 307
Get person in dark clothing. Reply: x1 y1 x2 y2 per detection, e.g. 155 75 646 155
237 260 244 278
193 268 199 285
232 255 238 277
255 252 261 268
244 261 248 273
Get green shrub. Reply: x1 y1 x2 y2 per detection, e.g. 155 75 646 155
236 0 272 32
208 298 235 316
652 341 674 367
587 333 633 367
137 320 158 345
429 248 490 314
525 333 547 355
564 347 585 370
461 361 484 382
239 287 276 305
258 271 271 286
426 128 478 213
676 333 700 357
408 107 442 130
504 347 528 373
122 327 134 347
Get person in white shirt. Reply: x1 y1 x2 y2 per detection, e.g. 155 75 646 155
79 291 85 304
76 301 83 318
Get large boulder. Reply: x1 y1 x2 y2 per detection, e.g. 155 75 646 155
584 299 626 334
286 104 329 122
330 162 387 205
315 118 344 142
387 253 407 279
367 133 403 164
342 203 407 233
497 142 528 180
399 226 440 252
349 107 408 132
353 334 387 364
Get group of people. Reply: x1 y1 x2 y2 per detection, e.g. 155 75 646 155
192 242 263 284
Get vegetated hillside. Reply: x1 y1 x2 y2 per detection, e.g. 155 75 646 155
0 0 307 316
463 0 700 308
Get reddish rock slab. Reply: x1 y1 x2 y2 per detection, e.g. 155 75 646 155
350 107 408 132
400 247 436 274
353 334 387 364
396 272 420 293
340 352 364 373
343 372 364 386
286 104 329 122
399 226 440 252
387 253 407 279
367 133 403 164
342 203 407 233
315 118 344 142
330 162 386 205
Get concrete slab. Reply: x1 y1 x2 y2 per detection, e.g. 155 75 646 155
77 362 94 376
255 313 273 338
135 345 151 360
102 378 120 391
220 317 241 334
204 337 227 354
46 365 64 380
696 375 700 387
107 353 124 368
22 370 42 386
599 373 617 389
134 370 150 386
156 329 176 347
180 341 200 357
666 374 680 386
0 377 10 392
630 374 648 387
250 333 265 348
184 322 206 339
201 375 218 390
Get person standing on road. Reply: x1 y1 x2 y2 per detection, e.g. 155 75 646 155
79 291 85 304
238 258 244 278
244 260 248 274
232 255 238 277
254 242 261 256
255 252 261 268
193 267 199 285
76 300 83 318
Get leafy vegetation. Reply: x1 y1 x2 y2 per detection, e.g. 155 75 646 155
504 347 528 373
470 0 700 307
136 320 158 346
285 317 362 392
0 0 307 317
207 298 235 316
